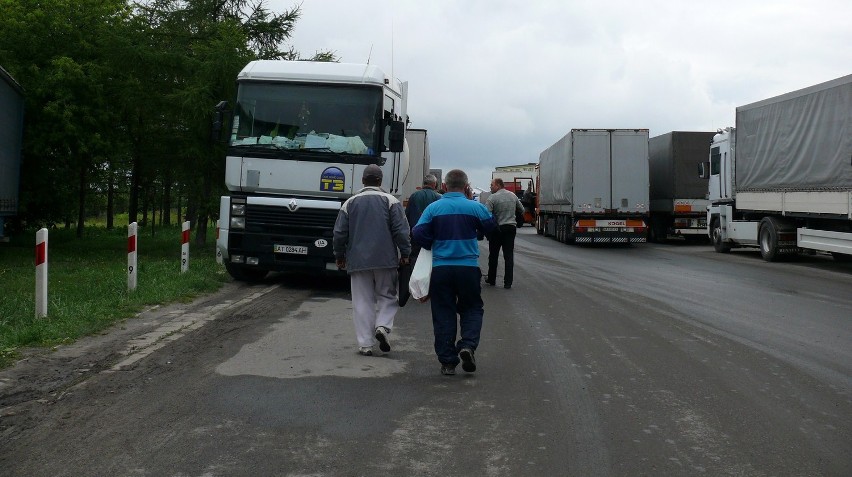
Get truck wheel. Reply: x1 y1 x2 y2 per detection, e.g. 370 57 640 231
711 218 731 253
647 224 658 243
535 215 543 235
831 252 852 262
759 217 782 262
225 262 268 282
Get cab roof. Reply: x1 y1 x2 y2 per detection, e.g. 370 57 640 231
238 60 400 92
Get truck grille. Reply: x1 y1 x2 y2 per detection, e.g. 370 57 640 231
245 204 339 235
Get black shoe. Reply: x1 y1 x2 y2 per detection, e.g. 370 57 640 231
484 279 495 286
504 284 511 289
440 364 456 376
459 348 476 372
375 326 391 352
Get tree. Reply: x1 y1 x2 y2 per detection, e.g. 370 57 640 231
0 0 133 234
0 0 336 236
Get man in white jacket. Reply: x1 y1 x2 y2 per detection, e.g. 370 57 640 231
333 164 411 356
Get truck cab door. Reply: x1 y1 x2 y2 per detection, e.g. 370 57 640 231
708 130 734 203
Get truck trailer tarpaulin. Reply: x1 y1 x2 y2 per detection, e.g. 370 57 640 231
0 65 25 240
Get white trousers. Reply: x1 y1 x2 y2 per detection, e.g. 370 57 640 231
350 268 399 347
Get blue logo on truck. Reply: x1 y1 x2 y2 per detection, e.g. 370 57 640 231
320 167 345 192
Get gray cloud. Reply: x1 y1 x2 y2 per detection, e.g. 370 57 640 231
273 0 851 189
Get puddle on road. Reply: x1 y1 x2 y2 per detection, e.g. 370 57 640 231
216 297 416 378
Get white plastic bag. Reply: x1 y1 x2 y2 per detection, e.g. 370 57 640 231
408 249 432 301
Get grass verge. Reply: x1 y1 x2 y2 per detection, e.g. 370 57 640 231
0 224 229 368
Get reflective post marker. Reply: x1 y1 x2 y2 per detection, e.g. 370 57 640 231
35 228 48 318
128 222 138 291
181 221 190 273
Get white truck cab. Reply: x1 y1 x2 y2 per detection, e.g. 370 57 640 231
216 61 411 280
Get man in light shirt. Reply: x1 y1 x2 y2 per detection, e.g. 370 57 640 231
484 178 524 289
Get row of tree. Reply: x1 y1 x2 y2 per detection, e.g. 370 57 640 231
0 0 335 243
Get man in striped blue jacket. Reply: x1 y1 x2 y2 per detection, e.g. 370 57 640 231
412 169 497 375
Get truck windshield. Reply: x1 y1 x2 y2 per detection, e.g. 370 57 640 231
230 82 382 159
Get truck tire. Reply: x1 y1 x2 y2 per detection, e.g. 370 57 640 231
831 252 852 262
225 262 268 282
759 217 782 262
647 224 659 243
535 215 543 235
711 218 731 253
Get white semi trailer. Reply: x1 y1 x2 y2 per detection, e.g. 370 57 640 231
215 60 413 280
706 74 852 261
537 129 649 244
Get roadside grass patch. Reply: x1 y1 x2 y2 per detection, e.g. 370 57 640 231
0 224 228 368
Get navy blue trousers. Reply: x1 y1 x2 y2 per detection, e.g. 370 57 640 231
429 266 484 366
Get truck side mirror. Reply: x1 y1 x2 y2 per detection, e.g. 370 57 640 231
211 101 229 142
698 162 709 179
388 120 405 152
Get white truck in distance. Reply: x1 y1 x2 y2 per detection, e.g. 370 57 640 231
216 60 413 281
707 74 852 261
537 129 649 244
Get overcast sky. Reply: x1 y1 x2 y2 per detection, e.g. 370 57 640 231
271 0 851 189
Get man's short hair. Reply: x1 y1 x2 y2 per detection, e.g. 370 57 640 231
362 164 383 185
444 169 468 190
423 174 438 186
493 178 504 188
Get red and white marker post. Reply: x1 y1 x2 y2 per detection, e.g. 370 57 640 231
35 228 48 318
181 221 190 273
128 222 138 291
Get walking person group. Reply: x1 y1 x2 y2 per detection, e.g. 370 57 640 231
335 166 522 375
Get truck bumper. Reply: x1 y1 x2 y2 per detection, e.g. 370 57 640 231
574 233 647 243
573 218 647 243
225 230 340 273
219 195 344 275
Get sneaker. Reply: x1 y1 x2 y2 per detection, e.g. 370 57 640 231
459 348 476 372
484 278 495 286
375 326 391 352
440 364 456 376
358 347 373 356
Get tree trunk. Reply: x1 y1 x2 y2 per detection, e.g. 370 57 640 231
129 151 140 225
106 164 115 230
194 166 214 246
141 182 149 227
162 171 172 226
76 163 86 238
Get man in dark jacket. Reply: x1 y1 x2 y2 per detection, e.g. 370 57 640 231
405 174 442 260
333 164 411 356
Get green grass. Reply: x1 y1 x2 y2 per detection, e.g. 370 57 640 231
0 223 229 368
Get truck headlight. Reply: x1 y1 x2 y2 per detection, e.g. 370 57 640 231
230 217 245 229
231 203 246 216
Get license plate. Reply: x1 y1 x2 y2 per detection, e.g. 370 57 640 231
602 227 620 232
274 244 308 255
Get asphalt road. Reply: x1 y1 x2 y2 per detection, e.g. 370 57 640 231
1 227 850 476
